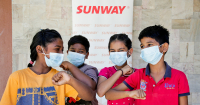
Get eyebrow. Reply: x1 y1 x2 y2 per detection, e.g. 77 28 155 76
69 47 84 50
119 48 125 50
110 48 125 50
147 41 154 43
55 45 61 47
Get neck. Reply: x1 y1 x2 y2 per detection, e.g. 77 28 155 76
30 60 51 75
149 57 166 74
115 61 128 70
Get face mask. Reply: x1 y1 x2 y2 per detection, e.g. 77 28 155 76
109 52 128 66
42 47 64 67
140 45 163 65
67 51 85 67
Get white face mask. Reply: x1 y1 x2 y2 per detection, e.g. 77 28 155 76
42 47 64 67
109 52 128 66
140 45 163 65
67 51 85 67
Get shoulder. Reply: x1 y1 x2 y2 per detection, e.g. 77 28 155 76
100 66 113 71
9 68 30 80
98 66 114 78
99 66 114 73
81 64 98 72
127 68 146 79
171 68 187 77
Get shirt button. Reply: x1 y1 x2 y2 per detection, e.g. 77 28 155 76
153 84 155 87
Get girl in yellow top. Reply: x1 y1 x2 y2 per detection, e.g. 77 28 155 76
0 29 94 105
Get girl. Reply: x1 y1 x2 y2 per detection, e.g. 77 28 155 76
97 34 135 105
0 29 94 105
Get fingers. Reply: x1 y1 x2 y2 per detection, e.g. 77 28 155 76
132 89 146 100
138 89 146 99
52 72 63 82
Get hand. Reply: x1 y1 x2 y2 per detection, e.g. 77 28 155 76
52 71 71 85
129 89 146 100
121 65 134 75
60 61 71 70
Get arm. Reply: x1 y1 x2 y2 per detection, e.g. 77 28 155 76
105 82 146 100
97 65 133 97
177 72 190 105
179 96 188 105
97 70 122 97
52 71 95 101
60 61 96 90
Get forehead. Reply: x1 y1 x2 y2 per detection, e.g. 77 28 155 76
140 37 158 44
69 43 86 50
110 40 127 48
47 38 63 47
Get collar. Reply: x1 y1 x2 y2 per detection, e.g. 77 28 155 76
145 61 171 78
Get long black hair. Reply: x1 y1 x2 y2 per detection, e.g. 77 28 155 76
28 29 62 67
108 34 132 51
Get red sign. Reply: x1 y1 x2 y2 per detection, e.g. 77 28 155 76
77 6 126 14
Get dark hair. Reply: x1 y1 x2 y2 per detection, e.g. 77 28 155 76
28 29 62 67
68 35 90 53
108 34 132 51
138 25 170 45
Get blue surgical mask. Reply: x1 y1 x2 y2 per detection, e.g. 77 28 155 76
67 51 85 67
42 47 64 67
140 45 163 65
109 52 128 66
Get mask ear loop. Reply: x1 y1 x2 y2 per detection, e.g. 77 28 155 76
159 44 164 54
127 50 131 58
41 47 49 56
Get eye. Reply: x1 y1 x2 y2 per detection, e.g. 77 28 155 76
78 51 84 53
55 48 59 51
110 50 115 52
140 45 144 49
119 50 125 52
70 50 75 52
148 44 153 47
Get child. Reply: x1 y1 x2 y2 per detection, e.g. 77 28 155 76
105 25 190 105
0 29 94 105
97 34 135 105
64 35 98 105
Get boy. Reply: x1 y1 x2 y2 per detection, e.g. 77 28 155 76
105 25 190 105
62 35 98 105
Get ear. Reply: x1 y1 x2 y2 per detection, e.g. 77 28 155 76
36 45 43 54
85 52 89 59
162 43 169 54
67 50 69 54
128 48 133 56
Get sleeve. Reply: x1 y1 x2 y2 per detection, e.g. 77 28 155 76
65 84 81 101
84 68 98 83
98 67 109 79
123 70 140 90
0 73 18 105
178 72 190 97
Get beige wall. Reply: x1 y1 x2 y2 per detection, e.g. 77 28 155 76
0 0 12 99
11 0 200 104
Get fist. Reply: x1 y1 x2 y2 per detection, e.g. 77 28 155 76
52 71 71 85
60 61 71 70
129 89 146 100
121 65 134 75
